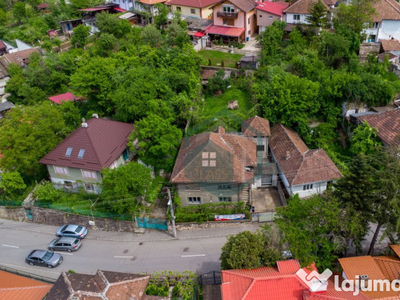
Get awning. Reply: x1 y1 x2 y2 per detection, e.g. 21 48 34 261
78 7 109 12
119 12 135 19
194 31 205 38
114 7 127 12
205 25 245 37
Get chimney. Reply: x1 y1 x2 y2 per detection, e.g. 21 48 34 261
92 113 99 119
81 117 88 128
360 274 369 289
286 151 291 160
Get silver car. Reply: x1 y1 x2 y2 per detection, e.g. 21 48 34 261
26 250 63 268
56 224 88 239
48 237 82 252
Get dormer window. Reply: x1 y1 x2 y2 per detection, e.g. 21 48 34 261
65 147 73 157
78 149 85 159
202 152 216 167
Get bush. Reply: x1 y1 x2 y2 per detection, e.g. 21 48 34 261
238 43 245 49
221 60 224 67
208 58 211 66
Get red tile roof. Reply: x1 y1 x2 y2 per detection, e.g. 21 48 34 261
205 24 245 37
139 0 166 4
3 48 42 68
380 39 400 51
256 1 289 16
284 0 330 14
39 118 134 172
48 92 77 104
270 123 342 186
356 109 400 147
167 0 220 8
242 116 271 137
36 3 49 8
0 270 52 300
372 0 400 22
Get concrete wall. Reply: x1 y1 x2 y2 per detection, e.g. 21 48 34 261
257 11 281 32
111 0 133 10
291 181 328 198
378 20 400 41
176 183 242 206
285 13 310 25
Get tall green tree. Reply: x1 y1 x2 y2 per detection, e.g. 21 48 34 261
257 21 286 65
96 12 131 39
0 171 26 199
350 121 381 155
154 3 169 29
141 25 162 47
71 24 91 48
13 2 26 24
306 0 329 33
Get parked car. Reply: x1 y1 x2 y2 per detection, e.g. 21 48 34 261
48 237 82 252
56 224 88 239
25 250 63 268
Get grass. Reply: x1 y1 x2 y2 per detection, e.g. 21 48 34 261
198 50 243 68
189 88 254 135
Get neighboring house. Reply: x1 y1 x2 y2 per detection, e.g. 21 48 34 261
377 51 399 63
355 109 400 148
221 259 368 300
255 1 288 33
46 269 155 300
168 0 220 19
170 116 278 206
206 0 257 43
48 92 80 104
0 48 42 69
39 117 134 194
110 0 133 11
0 270 52 300
60 18 83 34
269 123 342 198
0 41 6 55
0 100 14 119
283 0 331 29
363 0 400 42
380 39 400 55
132 0 167 24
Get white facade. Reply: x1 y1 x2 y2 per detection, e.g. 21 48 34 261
111 0 134 10
285 13 311 25
364 20 400 42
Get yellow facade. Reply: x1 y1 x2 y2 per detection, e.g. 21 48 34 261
170 4 214 19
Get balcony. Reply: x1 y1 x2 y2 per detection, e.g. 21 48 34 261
217 11 238 19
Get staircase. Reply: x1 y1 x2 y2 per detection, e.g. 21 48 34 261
239 185 251 203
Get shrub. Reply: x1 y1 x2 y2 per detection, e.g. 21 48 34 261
208 58 212 66
221 60 224 67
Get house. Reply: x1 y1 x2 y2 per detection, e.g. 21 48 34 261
377 52 399 63
255 1 288 33
269 123 342 198
206 0 257 43
380 39 400 55
131 0 167 24
355 109 400 148
167 0 220 19
39 117 134 194
0 270 52 300
283 0 331 30
0 100 14 119
48 92 80 104
46 269 153 300
171 116 279 206
0 41 6 55
60 18 84 34
0 48 42 69
221 259 369 300
363 0 400 42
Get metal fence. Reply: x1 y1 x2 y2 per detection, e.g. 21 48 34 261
251 211 276 222
135 217 168 231
0 264 56 283
199 271 222 285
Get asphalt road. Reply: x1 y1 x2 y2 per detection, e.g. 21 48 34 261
0 218 260 279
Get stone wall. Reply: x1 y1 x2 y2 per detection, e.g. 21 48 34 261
0 206 136 232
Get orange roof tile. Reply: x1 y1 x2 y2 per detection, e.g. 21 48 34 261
139 0 166 4
390 245 400 258
242 116 271 137
372 0 400 22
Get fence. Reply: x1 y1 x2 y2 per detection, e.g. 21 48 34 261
198 271 222 285
251 211 276 222
0 264 56 283
135 217 168 231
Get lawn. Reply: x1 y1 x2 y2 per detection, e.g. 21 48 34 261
190 88 254 135
198 50 244 68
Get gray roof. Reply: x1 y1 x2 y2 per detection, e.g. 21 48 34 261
0 101 14 112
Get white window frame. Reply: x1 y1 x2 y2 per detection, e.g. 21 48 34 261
84 183 95 191
81 170 97 180
222 5 234 13
54 166 68 175
303 184 314 191
187 197 201 204
293 14 300 21
219 197 232 202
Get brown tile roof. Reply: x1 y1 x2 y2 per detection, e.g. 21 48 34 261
356 109 400 147
2 48 42 68
270 123 342 186
242 116 271 137
391 245 400 258
167 0 220 8
284 0 330 14
212 0 256 12
0 270 52 300
377 52 398 62
170 129 257 184
372 0 400 22
46 270 150 300
39 118 134 172
380 39 400 52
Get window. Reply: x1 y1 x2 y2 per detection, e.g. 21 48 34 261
65 147 73 157
373 22 379 28
64 181 73 188
81 170 97 179
219 197 232 202
248 18 250 24
176 6 181 11
260 14 262 18
218 184 232 190
191 8 195 14
303 184 313 191
257 145 265 151
84 183 94 191
54 166 68 175
293 14 300 21
248 30 251 35
202 152 216 167
224 19 235 26
261 175 272 186
223 5 234 13
78 149 85 159
123 148 129 161
187 197 201 203
269 16 273 19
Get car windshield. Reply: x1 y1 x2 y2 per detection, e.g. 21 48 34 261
76 226 83 232
73 239 79 245
42 251 53 261
61 225 68 232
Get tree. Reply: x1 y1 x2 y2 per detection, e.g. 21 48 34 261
130 114 182 172
101 162 155 214
0 102 69 180
257 21 286 65
141 25 162 47
71 24 91 48
166 20 190 47
13 2 26 24
207 69 231 95
96 12 131 39
306 0 329 33
0 8 7 26
0 172 26 199
154 3 169 29
350 121 381 155
96 32 118 55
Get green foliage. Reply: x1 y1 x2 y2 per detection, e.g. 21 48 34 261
96 12 131 39
306 0 328 31
350 121 381 155
257 21 286 65
0 172 27 199
141 25 162 47
154 3 169 29
96 32 118 55
0 8 7 26
166 20 190 47
71 24 90 48
207 69 231 95
13 2 26 23
175 201 249 223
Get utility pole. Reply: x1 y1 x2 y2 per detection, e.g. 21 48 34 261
167 188 177 239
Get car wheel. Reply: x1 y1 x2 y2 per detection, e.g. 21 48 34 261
48 265 53 268
29 262 33 266
67 249 72 252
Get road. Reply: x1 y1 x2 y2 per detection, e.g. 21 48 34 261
0 218 259 280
